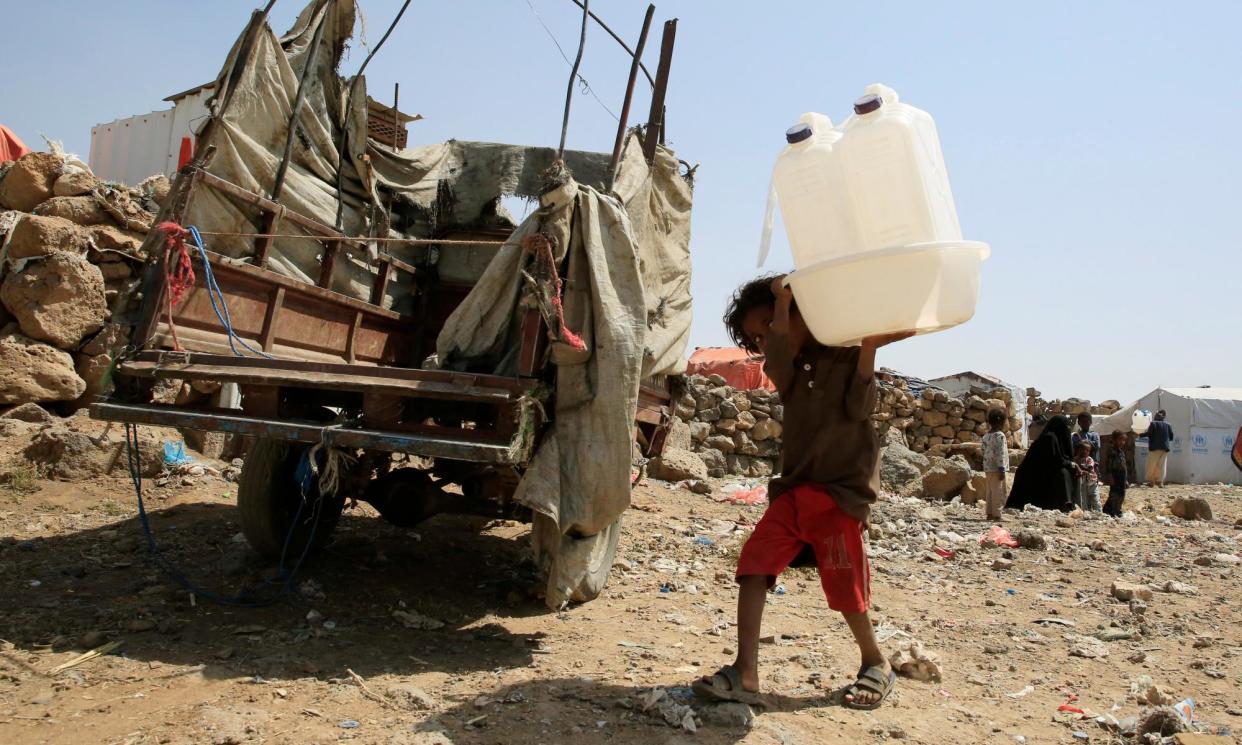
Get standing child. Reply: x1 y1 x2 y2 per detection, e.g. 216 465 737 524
981 409 1009 521
1103 431 1129 517
692 275 910 711
1074 440 1101 512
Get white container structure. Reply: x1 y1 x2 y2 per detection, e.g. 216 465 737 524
89 82 215 186
762 83 989 346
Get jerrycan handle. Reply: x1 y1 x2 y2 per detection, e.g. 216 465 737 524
757 173 778 267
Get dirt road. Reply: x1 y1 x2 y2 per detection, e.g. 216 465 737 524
1 455 1239 744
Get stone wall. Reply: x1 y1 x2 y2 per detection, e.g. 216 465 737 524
0 150 164 413
660 372 1031 480
1026 389 1122 419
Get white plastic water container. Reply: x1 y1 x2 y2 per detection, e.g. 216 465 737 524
1131 409 1153 434
761 84 990 346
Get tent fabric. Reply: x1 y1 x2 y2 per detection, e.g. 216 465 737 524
174 0 614 311
0 125 30 164
436 136 694 607
687 347 775 391
1096 387 1242 485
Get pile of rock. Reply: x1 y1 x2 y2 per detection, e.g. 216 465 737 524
0 149 167 412
1027 388 1122 419
875 377 1024 452
654 375 782 481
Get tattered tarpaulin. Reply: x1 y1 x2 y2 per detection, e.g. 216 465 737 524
437 135 693 607
177 0 613 306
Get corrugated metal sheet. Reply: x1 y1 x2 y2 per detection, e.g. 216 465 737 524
88 88 212 185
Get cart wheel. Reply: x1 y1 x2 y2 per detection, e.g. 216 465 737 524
237 439 344 559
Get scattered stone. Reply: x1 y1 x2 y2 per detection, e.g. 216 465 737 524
1015 529 1047 550
1169 496 1213 521
889 640 941 682
991 558 1013 571
1068 636 1109 659
1111 581 1154 602
1 251 108 349
697 702 754 729
386 683 437 711
0 330 86 404
392 609 445 630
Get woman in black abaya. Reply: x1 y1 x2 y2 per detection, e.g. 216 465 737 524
1007 414 1078 511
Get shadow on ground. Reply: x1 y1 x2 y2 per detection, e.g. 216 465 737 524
0 501 552 682
417 675 837 745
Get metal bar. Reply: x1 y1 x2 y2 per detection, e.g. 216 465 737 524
392 82 401 149
119 360 518 404
91 402 528 464
608 4 655 188
259 286 285 353
253 210 278 268
557 0 591 159
642 19 677 162
271 0 330 202
566 0 654 86
124 350 540 393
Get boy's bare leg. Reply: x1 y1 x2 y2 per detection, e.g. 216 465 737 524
842 610 891 706
729 575 768 692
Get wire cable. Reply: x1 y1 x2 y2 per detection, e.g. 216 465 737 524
523 0 618 121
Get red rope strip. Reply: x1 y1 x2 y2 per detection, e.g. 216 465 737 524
156 222 196 352
523 233 586 352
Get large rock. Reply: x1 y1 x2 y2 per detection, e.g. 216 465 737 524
74 352 113 407
7 215 89 259
1 402 55 423
665 417 692 452
751 417 782 442
1111 580 1153 602
921 410 949 428
0 152 61 212
699 448 727 478
880 436 930 494
649 448 709 482
23 415 174 480
921 455 972 499
33 195 111 226
52 170 101 197
88 224 146 255
1 251 107 348
706 434 736 455
960 472 988 505
688 421 711 443
0 330 86 403
1169 496 1213 521
138 174 173 209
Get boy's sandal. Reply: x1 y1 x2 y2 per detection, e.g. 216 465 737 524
843 665 896 710
692 665 764 706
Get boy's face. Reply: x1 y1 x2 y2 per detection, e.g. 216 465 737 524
741 305 809 355
1114 434 1128 447
1078 414 1091 430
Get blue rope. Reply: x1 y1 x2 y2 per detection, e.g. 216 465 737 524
125 423 324 608
187 225 274 359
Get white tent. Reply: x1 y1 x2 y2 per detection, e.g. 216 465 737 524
1095 387 1242 485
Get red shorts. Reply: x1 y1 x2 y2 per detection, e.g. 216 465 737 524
736 483 870 613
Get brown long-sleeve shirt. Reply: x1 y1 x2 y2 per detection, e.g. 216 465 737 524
763 332 880 525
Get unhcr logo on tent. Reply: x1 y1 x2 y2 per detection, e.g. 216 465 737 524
1224 434 1236 456
1191 433 1208 455
1172 436 1182 453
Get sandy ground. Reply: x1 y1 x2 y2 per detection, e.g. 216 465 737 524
0 443 1240 745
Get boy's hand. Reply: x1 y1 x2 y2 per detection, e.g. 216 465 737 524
860 331 915 350
769 275 792 299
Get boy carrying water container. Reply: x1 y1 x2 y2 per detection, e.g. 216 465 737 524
692 275 910 711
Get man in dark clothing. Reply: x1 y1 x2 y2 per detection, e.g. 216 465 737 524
1143 409 1174 487
693 275 909 711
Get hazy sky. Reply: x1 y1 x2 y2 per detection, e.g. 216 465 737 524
5 1 1239 405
